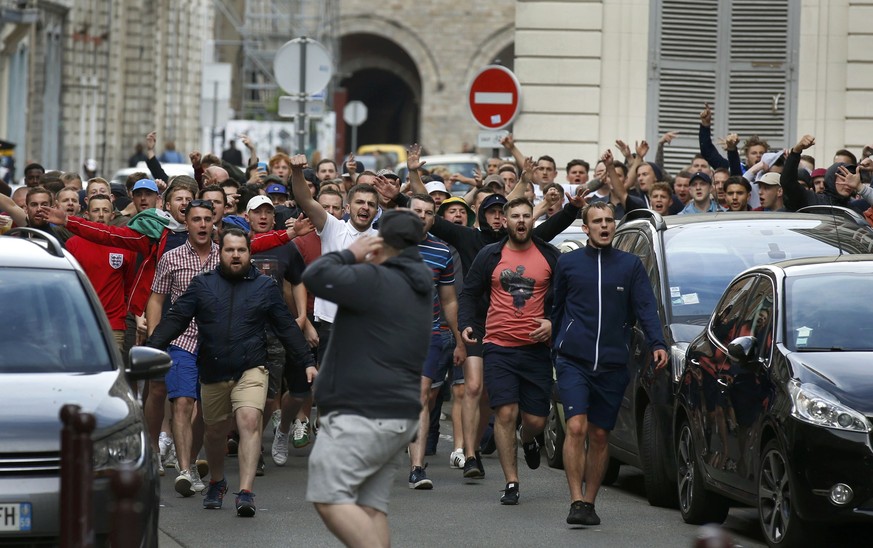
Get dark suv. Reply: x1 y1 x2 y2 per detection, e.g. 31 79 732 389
0 229 170 546
544 209 873 507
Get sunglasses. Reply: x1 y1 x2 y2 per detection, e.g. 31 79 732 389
186 199 215 212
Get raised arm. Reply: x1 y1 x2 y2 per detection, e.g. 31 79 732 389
781 135 816 212
723 133 743 176
288 154 327 231
144 131 169 183
697 103 730 170
0 192 27 227
507 156 535 201
501 133 526 172
406 143 427 195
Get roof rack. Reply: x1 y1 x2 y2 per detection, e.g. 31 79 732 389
621 208 667 231
6 227 65 258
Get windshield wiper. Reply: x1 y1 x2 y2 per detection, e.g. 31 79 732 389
797 346 845 352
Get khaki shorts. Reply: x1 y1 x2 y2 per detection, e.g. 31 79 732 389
112 330 125 357
200 366 269 425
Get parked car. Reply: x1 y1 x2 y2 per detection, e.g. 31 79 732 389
675 255 873 547
394 153 485 196
543 209 873 508
356 144 407 168
0 229 170 546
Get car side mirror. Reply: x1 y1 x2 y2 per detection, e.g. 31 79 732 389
727 335 757 365
126 346 172 381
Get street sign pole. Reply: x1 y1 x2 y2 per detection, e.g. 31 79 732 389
297 38 308 154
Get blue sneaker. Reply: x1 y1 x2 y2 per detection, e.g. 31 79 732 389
203 478 227 509
235 490 256 517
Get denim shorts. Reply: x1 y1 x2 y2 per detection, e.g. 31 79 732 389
421 333 449 387
165 345 200 401
554 356 630 431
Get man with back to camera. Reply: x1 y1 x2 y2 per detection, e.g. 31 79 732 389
551 201 668 526
303 210 432 548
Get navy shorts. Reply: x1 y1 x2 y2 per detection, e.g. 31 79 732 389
422 333 450 387
554 356 629 431
483 343 552 417
166 345 200 401
441 330 465 386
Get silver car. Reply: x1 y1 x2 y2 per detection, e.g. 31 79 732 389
0 229 170 546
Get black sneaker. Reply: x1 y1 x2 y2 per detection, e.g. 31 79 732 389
500 482 519 505
256 453 265 477
234 490 256 517
408 465 434 489
227 433 239 457
567 500 600 526
479 430 496 455
475 451 485 477
522 438 541 470
463 456 484 479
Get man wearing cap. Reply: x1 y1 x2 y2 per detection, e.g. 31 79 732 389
482 174 506 196
244 195 312 473
303 210 432 548
680 172 724 214
425 181 451 206
811 168 827 193
131 179 161 214
438 197 476 228
754 172 785 211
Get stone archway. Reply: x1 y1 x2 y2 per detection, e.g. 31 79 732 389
339 32 422 150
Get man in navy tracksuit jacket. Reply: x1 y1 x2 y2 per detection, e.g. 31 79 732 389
551 201 667 527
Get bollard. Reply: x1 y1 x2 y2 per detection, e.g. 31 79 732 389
110 468 142 548
59 404 81 547
72 412 96 548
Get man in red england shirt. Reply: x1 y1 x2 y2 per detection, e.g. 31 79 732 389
65 194 136 353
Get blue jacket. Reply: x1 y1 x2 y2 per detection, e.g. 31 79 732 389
147 265 314 383
551 244 666 370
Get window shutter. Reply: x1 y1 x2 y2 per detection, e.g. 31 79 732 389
649 0 796 175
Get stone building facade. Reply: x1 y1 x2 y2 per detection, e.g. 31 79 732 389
0 0 212 176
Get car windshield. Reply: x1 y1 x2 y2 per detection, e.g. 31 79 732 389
785 273 873 352
0 268 112 372
664 219 873 324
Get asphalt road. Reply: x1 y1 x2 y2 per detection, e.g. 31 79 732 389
156 404 777 548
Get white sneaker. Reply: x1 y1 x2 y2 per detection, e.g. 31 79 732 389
450 449 466 469
158 432 172 459
158 460 165 476
292 418 311 449
163 442 177 469
272 427 289 466
190 466 206 493
271 409 282 432
174 469 195 497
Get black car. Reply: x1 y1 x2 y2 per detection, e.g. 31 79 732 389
544 209 873 507
675 255 873 547
0 229 170 546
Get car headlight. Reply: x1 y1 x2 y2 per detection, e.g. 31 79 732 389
671 343 689 383
93 423 145 472
788 381 870 433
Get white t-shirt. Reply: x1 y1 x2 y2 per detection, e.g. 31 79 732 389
313 213 378 323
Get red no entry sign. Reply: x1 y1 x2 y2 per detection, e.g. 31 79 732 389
467 65 522 130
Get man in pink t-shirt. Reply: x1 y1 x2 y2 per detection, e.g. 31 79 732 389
458 198 562 506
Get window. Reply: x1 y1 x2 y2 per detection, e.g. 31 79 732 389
647 0 799 173
709 275 756 348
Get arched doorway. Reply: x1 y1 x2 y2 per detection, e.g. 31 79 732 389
339 33 421 153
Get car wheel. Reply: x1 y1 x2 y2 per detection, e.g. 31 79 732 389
641 404 678 507
758 440 819 547
676 420 729 524
602 458 621 486
545 399 565 469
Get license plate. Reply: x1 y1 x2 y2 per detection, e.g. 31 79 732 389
0 503 32 532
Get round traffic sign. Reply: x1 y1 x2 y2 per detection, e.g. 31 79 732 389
467 65 522 130
273 38 334 95
344 101 368 127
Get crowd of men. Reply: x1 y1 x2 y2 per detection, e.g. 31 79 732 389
2 108 873 545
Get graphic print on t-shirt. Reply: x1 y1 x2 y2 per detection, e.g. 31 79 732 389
499 265 534 316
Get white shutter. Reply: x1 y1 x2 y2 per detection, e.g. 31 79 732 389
649 0 797 174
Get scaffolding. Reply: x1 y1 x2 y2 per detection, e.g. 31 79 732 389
213 0 338 118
